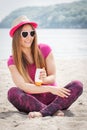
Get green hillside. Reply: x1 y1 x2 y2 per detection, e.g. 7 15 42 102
0 0 87 28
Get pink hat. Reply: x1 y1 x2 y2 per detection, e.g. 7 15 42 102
9 15 38 37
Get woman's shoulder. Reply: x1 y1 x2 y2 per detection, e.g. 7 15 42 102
38 43 51 50
38 43 52 58
7 55 14 66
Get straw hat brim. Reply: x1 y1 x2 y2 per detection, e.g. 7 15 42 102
9 21 38 37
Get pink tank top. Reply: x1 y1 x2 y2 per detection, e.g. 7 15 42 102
7 43 57 86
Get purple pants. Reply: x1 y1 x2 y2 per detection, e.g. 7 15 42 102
8 80 83 116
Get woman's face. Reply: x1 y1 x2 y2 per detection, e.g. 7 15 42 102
20 24 35 49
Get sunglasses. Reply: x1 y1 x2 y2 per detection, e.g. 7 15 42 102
21 30 35 38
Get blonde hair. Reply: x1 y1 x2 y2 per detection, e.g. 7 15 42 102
12 25 45 83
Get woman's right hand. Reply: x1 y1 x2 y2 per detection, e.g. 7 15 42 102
50 87 71 98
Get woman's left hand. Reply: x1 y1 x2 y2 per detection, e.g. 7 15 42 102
40 68 47 83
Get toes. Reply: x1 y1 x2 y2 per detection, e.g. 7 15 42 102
28 112 42 118
57 110 64 116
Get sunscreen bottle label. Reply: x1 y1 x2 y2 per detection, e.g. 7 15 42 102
35 68 42 86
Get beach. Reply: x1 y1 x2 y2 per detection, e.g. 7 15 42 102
0 58 87 130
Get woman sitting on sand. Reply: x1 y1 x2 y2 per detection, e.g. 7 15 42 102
7 15 83 118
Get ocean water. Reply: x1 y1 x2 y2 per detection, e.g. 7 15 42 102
0 29 87 60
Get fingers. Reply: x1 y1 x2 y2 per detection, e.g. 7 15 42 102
57 87 71 98
61 88 71 96
40 68 47 79
57 91 68 98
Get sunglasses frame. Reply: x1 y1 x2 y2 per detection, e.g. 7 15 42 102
21 30 35 38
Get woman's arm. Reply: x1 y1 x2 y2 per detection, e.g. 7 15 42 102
8 65 50 93
40 51 56 84
8 65 70 97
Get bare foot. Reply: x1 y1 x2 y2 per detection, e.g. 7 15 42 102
28 112 42 118
54 110 64 116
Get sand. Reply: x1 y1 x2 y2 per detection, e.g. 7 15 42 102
0 58 87 130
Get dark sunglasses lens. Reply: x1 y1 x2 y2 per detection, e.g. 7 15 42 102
30 31 35 37
22 32 28 37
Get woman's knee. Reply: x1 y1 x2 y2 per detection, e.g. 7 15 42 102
65 80 83 95
8 87 19 101
72 80 83 89
71 80 83 95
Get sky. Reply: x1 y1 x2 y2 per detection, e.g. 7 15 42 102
0 0 80 21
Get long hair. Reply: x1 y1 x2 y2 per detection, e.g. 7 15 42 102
12 25 45 83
